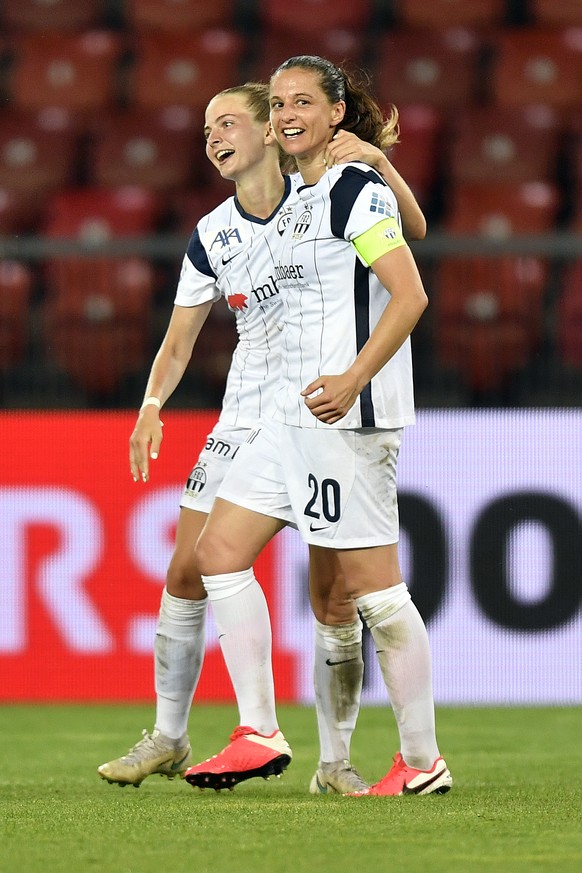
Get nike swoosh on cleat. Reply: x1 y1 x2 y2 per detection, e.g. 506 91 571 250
315 774 328 794
170 752 191 772
325 657 358 666
402 769 446 794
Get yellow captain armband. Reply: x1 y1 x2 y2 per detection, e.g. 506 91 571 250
352 217 406 266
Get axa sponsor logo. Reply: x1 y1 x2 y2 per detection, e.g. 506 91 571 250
209 227 243 250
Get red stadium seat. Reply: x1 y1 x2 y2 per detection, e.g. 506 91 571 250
0 107 80 232
125 0 236 32
556 259 582 370
128 31 245 110
0 109 79 194
42 185 160 242
250 28 366 82
41 186 160 303
1 0 105 31
88 107 204 193
570 129 582 205
0 188 48 233
8 31 123 115
0 260 32 372
530 1 582 27
435 180 559 393
172 179 236 234
394 0 506 29
41 183 158 395
435 256 548 393
445 180 560 236
449 105 561 183
388 105 442 209
43 258 155 397
258 0 373 37
373 28 482 110
189 301 237 395
490 27 582 108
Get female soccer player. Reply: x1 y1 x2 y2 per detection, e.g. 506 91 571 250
98 80 427 793
185 58 452 797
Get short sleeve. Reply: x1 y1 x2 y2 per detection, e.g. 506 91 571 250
329 164 403 243
173 227 221 307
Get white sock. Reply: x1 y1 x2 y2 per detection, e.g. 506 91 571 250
313 617 363 764
202 568 278 736
154 587 207 740
356 583 440 770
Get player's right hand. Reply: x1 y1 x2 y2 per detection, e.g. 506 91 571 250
129 407 164 483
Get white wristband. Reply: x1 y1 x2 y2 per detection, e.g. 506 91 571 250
140 397 161 411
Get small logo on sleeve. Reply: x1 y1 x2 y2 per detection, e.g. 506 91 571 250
370 191 395 217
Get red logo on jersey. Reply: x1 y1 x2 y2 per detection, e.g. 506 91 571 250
227 293 248 311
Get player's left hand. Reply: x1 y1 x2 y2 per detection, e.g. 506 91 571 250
301 372 361 424
324 130 384 171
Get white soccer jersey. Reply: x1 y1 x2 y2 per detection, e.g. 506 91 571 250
272 163 416 430
174 174 298 427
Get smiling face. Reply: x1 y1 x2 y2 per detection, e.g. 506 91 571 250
269 67 345 166
204 92 273 181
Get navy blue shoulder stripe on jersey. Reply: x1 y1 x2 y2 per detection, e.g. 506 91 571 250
186 227 216 278
235 174 292 224
330 165 387 239
353 258 376 427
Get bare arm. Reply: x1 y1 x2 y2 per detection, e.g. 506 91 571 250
324 130 427 240
302 245 428 424
130 301 212 482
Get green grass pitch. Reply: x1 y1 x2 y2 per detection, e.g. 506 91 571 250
1 704 581 873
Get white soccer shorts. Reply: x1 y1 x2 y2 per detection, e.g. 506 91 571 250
180 423 250 513
217 416 403 548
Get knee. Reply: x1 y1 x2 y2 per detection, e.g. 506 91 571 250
166 551 205 600
194 528 233 577
311 591 358 626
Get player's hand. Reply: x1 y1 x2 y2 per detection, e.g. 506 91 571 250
324 130 384 171
129 407 164 483
301 372 362 424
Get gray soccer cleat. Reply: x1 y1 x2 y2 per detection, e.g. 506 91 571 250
309 759 370 795
98 729 192 787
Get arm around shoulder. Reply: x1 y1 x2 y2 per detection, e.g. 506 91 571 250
325 130 426 240
373 154 426 240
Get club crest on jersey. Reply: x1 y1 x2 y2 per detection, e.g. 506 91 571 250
277 206 295 236
227 292 248 311
370 191 395 218
209 227 243 250
292 208 312 239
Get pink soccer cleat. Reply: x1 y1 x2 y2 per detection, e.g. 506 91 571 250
184 725 292 791
348 752 452 796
